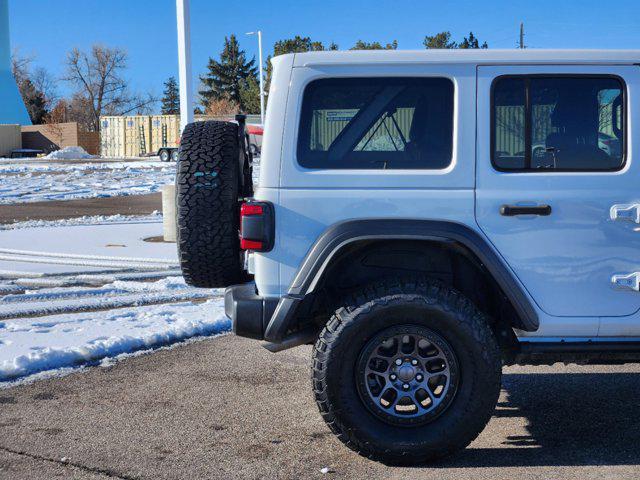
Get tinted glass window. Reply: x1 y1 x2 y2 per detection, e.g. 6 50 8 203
493 78 526 168
493 76 624 171
297 78 454 169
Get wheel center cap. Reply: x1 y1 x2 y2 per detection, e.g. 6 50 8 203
397 365 415 382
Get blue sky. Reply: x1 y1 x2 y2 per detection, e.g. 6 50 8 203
8 0 640 109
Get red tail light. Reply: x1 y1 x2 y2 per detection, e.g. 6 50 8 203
241 203 263 216
240 202 274 252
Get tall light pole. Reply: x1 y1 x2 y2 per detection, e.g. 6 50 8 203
246 30 265 124
176 0 194 132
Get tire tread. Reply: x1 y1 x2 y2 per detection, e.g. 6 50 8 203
311 278 502 465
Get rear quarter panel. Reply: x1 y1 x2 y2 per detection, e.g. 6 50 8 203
253 62 478 297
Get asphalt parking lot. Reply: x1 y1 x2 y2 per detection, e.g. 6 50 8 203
2 334 640 480
0 193 161 223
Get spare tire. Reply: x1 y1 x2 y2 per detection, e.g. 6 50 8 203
176 121 247 288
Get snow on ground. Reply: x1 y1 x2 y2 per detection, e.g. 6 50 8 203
0 160 164 174
0 297 229 380
44 146 95 160
0 220 230 382
0 222 177 274
0 154 263 380
0 155 260 205
0 158 175 204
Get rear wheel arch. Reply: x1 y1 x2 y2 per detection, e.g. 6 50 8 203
265 219 538 344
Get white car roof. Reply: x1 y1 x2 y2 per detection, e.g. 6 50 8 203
292 49 640 67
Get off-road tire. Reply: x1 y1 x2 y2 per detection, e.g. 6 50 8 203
312 278 502 465
176 121 245 288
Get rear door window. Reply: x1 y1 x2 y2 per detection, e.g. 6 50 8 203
492 76 625 171
297 77 454 169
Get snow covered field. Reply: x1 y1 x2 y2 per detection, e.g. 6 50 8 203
0 158 175 204
0 218 229 383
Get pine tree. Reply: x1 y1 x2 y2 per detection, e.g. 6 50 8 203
19 78 48 124
199 35 258 112
239 77 261 115
423 32 457 49
459 32 488 49
264 37 338 99
424 31 488 49
350 40 398 50
272 36 330 56
161 76 180 114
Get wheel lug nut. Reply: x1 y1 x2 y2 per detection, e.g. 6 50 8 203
411 359 418 366
390 374 397 380
395 359 402 366
416 374 423 381
402 383 410 390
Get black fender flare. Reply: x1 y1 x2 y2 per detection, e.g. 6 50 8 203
264 219 539 343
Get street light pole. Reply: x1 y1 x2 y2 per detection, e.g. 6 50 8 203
176 0 194 132
247 30 265 124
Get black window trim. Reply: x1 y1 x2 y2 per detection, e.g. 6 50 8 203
490 73 628 173
296 76 456 170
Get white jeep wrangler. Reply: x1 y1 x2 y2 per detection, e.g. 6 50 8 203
175 49 637 464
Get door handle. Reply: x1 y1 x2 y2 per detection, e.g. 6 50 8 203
610 204 640 223
500 205 552 216
612 272 640 291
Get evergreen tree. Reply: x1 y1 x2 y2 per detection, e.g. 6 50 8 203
199 35 257 111
350 40 398 50
272 36 332 56
459 32 488 49
424 31 488 49
265 37 338 96
423 32 457 49
161 76 180 114
239 76 261 115
19 78 48 124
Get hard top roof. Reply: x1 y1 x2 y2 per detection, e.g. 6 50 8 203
292 49 640 67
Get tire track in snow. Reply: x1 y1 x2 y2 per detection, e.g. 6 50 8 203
13 269 184 288
0 254 175 270
0 290 217 319
0 247 176 264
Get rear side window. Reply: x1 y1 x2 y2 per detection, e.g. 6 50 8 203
492 76 625 171
297 77 454 169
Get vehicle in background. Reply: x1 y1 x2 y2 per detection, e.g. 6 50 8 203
158 145 179 162
247 123 263 156
159 123 261 162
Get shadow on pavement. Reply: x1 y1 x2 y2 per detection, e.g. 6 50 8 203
433 372 640 468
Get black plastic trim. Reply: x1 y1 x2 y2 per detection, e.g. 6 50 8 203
500 204 552 216
519 341 640 354
225 283 278 340
514 341 640 365
263 219 539 343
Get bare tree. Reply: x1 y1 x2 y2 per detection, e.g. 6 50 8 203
45 99 70 145
32 67 59 110
204 97 239 116
63 45 156 131
11 49 61 122
11 50 51 123
10 48 33 84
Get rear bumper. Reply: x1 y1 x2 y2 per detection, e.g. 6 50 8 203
224 283 278 340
